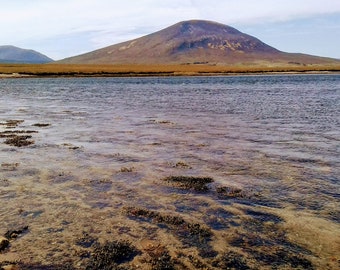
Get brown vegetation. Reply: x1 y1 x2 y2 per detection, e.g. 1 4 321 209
0 63 340 77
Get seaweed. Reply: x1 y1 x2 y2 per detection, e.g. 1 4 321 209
85 240 139 270
0 130 37 136
124 206 214 256
4 135 34 147
216 186 246 199
229 210 314 269
32 123 50 127
150 250 175 270
124 207 185 226
164 176 214 192
120 167 134 173
253 249 314 269
212 251 250 270
168 161 192 169
187 254 209 269
1 262 76 270
0 119 43 147
0 120 24 128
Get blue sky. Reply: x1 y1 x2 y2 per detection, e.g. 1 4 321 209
1 0 340 60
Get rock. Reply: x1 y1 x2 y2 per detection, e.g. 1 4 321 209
4 226 29 240
0 236 9 251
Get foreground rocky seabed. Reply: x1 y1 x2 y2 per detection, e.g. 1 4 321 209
0 120 340 270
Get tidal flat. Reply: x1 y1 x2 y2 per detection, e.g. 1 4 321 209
0 75 339 269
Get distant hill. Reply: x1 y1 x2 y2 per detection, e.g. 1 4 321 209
60 20 340 66
0 45 53 63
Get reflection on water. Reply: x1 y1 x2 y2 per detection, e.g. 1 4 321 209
0 75 339 269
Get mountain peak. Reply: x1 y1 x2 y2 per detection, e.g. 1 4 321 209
60 20 338 65
157 19 278 55
174 20 242 35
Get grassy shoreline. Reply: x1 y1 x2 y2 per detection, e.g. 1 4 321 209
1 63 340 77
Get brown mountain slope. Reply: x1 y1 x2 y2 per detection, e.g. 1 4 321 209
60 20 339 65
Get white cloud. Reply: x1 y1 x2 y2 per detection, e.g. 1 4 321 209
193 0 340 23
1 0 340 59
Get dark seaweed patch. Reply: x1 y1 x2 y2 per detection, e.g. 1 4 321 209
0 130 38 136
4 135 34 147
212 251 250 270
0 119 43 147
253 249 314 269
186 254 209 269
216 186 246 199
32 123 51 127
85 240 139 270
0 119 24 128
150 250 175 270
164 176 214 192
230 232 274 249
2 262 76 270
124 206 214 255
229 211 314 269
125 207 185 226
230 233 314 268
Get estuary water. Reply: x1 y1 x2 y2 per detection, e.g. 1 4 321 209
0 75 339 269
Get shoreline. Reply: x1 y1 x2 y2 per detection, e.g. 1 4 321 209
1 63 340 78
1 70 340 79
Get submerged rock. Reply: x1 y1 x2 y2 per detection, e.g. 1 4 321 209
0 236 9 251
4 226 29 240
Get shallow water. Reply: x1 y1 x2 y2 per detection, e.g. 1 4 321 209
0 75 339 269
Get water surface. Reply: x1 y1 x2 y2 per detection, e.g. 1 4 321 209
0 75 339 269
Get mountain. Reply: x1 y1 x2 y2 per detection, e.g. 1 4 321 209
60 20 339 65
0 45 53 63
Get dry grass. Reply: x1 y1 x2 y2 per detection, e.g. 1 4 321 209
1 63 340 77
